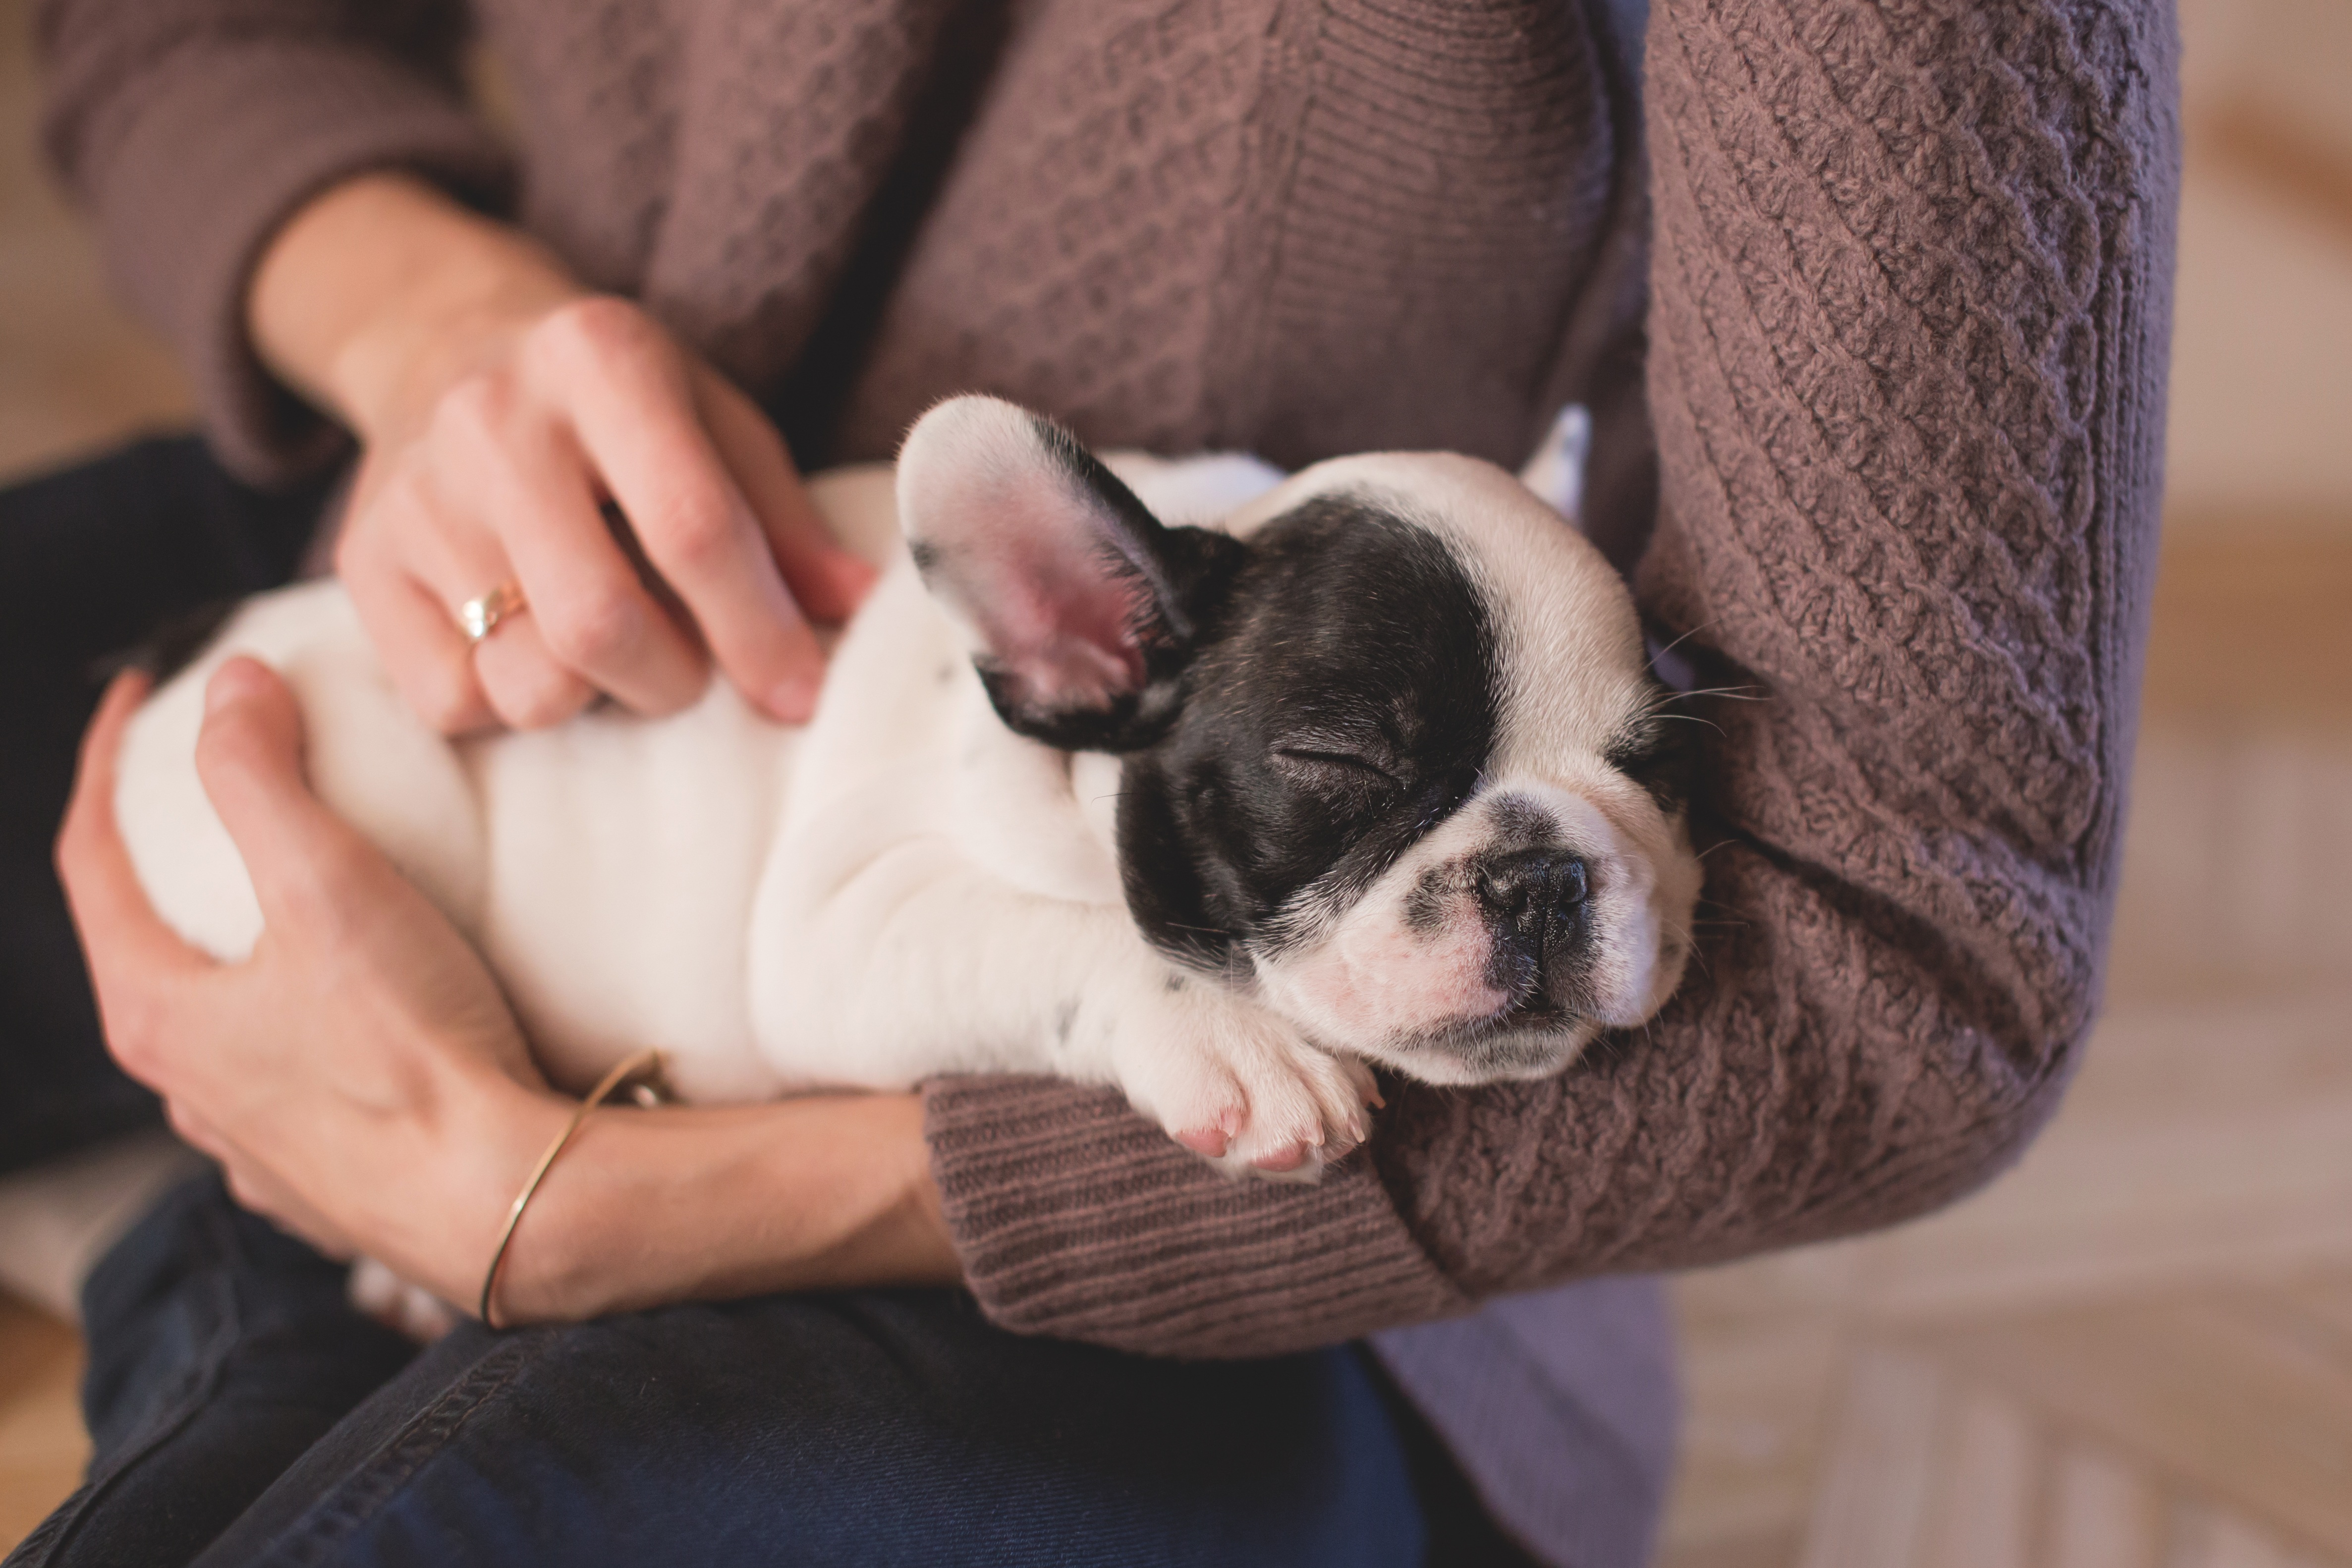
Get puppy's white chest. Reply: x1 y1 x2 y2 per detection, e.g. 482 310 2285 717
468 682 801 1100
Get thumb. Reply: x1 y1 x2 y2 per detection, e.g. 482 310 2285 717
194 659 377 918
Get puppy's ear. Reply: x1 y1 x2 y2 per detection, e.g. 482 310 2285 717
896 396 1242 751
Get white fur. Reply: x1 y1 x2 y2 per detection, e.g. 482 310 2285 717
117 455 1378 1173
116 402 1691 1231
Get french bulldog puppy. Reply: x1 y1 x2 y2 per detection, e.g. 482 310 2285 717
114 397 1703 1193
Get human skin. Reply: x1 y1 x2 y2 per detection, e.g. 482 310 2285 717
248 170 875 734
56 169 966 1323
59 663 964 1322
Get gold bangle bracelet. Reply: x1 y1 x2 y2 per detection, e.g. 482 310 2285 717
479 1046 665 1330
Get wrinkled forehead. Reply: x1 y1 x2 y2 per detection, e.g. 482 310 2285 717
1227 454 1651 773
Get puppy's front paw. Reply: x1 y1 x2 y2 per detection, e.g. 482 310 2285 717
1112 983 1380 1183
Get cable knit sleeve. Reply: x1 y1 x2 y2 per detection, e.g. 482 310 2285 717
923 0 2179 1357
36 0 511 484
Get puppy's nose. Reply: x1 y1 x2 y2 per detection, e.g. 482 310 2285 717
1473 849 1589 948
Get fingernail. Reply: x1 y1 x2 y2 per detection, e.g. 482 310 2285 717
205 660 264 715
768 672 821 723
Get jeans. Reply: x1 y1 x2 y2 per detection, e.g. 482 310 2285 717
10 1174 1479 1568
0 439 1540 1567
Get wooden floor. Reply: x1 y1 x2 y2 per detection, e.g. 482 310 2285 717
0 1303 83 1549
2 0 2349 1557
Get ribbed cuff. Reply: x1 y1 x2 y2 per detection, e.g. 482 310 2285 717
83 38 513 486
923 1077 1469 1359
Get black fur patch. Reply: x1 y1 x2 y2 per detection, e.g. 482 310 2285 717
1117 493 1501 967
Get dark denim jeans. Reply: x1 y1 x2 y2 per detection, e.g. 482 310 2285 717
9 1175 1455 1568
1 440 1536 1567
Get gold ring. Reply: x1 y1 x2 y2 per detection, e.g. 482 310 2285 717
457 580 527 645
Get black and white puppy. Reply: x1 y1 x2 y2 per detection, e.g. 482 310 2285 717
116 396 1702 1183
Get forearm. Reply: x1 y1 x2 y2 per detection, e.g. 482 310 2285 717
486 1089 961 1325
916 0 2182 1358
248 171 583 443
1384 0 2178 1288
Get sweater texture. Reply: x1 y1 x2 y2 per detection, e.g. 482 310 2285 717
39 0 2178 1559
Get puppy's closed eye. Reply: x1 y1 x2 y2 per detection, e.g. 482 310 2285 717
1270 743 1402 796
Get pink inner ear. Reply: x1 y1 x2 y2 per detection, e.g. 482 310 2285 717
898 397 1173 717
985 547 1151 711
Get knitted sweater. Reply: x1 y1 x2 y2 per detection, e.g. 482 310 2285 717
39 0 2176 1551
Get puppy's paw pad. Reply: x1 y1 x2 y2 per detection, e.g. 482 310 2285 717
1119 1049 1245 1162
1174 1124 1235 1158
1213 1135 1328 1184
1250 1141 1312 1174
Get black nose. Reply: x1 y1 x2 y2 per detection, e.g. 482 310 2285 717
1473 849 1589 947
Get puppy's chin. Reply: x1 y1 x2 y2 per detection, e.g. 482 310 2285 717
1250 895 1683 1086
1351 1015 1601 1086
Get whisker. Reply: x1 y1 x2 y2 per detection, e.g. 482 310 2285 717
1646 617 1722 669
1648 711 1725 737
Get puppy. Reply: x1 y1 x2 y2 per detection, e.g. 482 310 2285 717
115 397 1702 1198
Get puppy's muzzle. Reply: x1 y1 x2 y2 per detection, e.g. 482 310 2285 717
1474 847 1590 1012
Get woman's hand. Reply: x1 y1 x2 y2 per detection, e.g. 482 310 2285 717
56 662 565 1301
252 173 874 735
57 662 960 1319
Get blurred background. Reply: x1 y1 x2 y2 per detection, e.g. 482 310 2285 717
1 0 2346 1561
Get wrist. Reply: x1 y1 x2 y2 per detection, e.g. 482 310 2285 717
329 254 582 447
425 1065 573 1308
489 1092 960 1325
249 171 584 444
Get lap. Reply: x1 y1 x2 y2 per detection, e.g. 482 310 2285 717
221 1297 1423 1567
20 1175 1429 1568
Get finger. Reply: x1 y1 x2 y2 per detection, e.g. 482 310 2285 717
696 367 877 624
473 421 708 719
341 529 498 735
55 672 211 994
550 319 826 721
469 611 603 731
192 659 406 929
390 474 603 731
